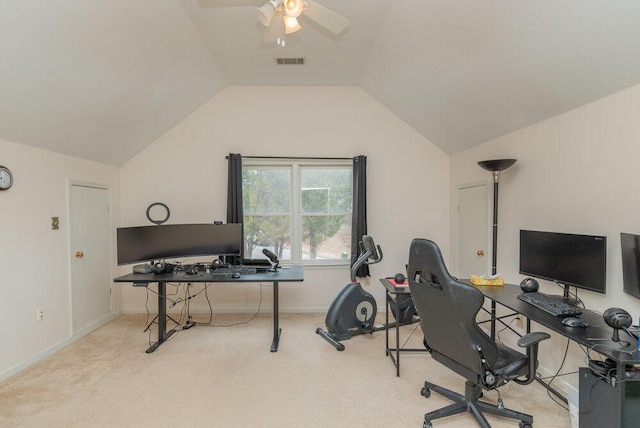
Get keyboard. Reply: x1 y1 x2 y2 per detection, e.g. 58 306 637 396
211 265 258 275
517 292 582 317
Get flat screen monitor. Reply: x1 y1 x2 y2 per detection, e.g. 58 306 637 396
519 230 607 296
620 232 640 300
117 223 242 265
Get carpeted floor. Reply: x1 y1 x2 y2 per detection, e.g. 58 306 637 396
0 313 571 427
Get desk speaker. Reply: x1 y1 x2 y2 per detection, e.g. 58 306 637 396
520 277 539 293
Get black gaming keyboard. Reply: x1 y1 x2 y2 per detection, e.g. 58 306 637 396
211 265 258 275
517 292 582 317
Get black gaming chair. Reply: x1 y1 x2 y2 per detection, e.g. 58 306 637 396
407 238 550 428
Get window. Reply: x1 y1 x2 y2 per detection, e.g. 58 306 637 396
242 159 352 264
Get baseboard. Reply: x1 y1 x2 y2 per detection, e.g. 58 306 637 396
535 363 577 398
121 307 327 314
0 310 121 383
73 310 122 338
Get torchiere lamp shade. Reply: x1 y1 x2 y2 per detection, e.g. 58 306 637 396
478 159 517 172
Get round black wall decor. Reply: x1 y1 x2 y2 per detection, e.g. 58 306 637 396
146 202 170 225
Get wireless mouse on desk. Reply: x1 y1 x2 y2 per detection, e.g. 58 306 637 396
562 317 588 328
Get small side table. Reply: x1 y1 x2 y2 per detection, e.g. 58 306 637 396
379 277 427 376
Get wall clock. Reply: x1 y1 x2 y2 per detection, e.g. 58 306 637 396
0 165 13 190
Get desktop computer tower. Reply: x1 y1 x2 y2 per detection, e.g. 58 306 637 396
579 366 640 428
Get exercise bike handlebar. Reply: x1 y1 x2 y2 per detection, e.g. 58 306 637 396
350 235 383 282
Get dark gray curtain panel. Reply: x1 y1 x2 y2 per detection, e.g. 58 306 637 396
226 153 243 264
351 155 369 278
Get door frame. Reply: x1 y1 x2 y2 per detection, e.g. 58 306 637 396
67 180 115 336
455 180 492 277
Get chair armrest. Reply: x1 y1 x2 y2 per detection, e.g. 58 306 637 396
517 332 551 348
514 332 550 385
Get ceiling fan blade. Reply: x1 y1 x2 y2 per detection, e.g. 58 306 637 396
259 16 285 47
303 1 349 34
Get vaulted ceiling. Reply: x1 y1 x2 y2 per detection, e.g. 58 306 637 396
2 1 640 166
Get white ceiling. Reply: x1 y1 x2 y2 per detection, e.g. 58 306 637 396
2 1 640 166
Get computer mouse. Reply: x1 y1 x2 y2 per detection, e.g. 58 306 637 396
562 317 588 328
231 272 241 279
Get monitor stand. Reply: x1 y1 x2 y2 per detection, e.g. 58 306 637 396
546 283 580 306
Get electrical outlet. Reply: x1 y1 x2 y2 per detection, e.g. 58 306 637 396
36 307 44 322
515 315 523 328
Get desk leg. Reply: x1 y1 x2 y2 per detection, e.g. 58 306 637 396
384 290 402 377
385 292 390 357
395 295 401 377
490 300 496 341
270 281 281 352
145 281 175 354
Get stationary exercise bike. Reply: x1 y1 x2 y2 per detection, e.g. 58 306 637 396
316 235 417 351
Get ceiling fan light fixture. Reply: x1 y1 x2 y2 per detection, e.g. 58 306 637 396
284 15 301 34
256 1 280 26
284 0 304 18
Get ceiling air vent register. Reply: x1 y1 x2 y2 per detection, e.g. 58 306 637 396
276 58 305 65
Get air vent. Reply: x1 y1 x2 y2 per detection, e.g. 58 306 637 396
276 58 305 65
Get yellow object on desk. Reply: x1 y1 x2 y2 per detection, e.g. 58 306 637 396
470 275 504 286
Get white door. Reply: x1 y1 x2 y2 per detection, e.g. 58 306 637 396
457 184 489 278
70 184 112 331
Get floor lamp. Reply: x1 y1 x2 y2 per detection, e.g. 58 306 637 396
477 159 517 275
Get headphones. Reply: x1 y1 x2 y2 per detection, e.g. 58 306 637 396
150 262 166 274
588 358 617 378
520 277 539 293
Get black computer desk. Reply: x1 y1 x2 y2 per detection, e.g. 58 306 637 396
114 265 304 353
379 278 426 376
474 282 640 403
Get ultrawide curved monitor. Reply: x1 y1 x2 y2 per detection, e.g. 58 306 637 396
117 223 242 265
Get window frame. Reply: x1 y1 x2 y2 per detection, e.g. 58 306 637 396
242 158 353 266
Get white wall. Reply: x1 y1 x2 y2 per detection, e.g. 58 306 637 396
0 138 120 381
450 82 640 392
10 79 638 389
119 86 450 313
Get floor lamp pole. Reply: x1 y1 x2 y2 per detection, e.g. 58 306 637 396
491 174 500 276
478 159 517 276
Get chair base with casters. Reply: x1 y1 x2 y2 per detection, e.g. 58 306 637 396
420 380 532 428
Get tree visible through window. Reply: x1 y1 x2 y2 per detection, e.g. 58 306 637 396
242 160 352 264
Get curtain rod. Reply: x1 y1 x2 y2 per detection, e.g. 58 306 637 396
226 155 357 160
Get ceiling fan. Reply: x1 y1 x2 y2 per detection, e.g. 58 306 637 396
257 0 349 36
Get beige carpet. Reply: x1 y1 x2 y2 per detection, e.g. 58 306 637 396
0 313 570 427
